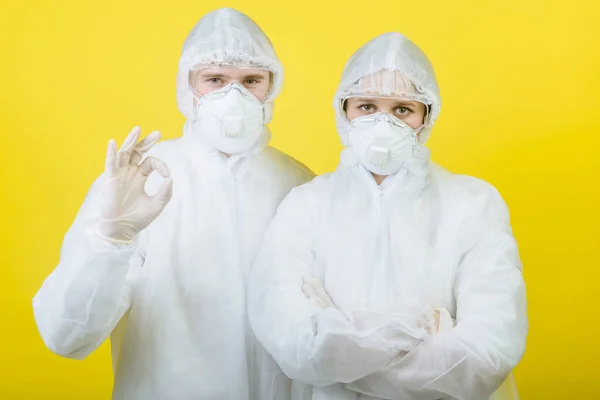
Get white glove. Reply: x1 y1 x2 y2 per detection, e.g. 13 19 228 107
302 277 335 309
433 308 455 333
97 126 173 242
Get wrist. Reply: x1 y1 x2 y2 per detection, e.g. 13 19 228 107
95 224 136 245
97 219 137 243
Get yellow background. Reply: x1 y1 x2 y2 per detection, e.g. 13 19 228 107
1 0 599 398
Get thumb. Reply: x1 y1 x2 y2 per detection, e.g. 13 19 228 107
310 278 333 306
150 176 173 212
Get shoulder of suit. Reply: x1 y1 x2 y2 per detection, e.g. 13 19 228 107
261 146 315 177
429 163 505 209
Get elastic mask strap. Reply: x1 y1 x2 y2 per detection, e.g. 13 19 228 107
411 125 425 152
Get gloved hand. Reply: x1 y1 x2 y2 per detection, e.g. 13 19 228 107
432 308 455 333
97 126 173 242
302 277 335 309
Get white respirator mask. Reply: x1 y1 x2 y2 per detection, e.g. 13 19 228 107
193 82 265 154
348 112 423 176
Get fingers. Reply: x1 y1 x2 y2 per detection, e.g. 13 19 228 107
309 277 324 290
117 126 142 168
429 311 440 334
309 278 327 297
112 127 161 169
130 130 161 166
152 176 174 208
135 131 161 153
105 139 118 175
302 283 324 308
310 278 334 308
302 278 334 309
140 156 173 213
140 156 171 178
302 283 316 299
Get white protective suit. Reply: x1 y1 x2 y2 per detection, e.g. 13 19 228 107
248 32 528 400
33 8 313 400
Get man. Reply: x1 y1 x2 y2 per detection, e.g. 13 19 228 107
33 8 313 399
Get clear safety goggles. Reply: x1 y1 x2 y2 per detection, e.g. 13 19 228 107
350 111 419 131
342 95 430 126
340 69 433 106
189 64 274 100
195 81 262 102
343 93 432 105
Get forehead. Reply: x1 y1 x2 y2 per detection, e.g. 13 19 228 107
349 97 423 106
355 69 417 96
195 67 270 79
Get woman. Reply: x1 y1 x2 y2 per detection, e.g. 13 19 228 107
248 32 527 400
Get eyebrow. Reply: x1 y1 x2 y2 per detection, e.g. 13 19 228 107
196 72 267 81
241 74 267 80
198 73 227 79
354 97 417 106
353 98 375 103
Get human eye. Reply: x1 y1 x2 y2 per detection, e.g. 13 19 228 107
393 106 412 116
359 103 377 113
205 77 224 84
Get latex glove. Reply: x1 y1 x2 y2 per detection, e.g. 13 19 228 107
431 310 440 333
302 277 335 309
97 126 173 242
432 308 455 333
